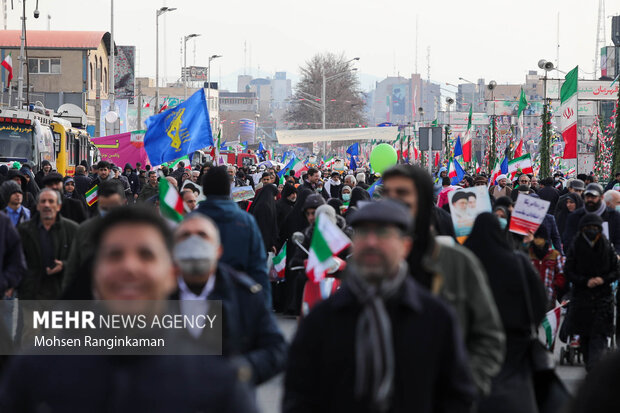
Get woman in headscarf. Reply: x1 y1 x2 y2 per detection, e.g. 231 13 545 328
465 213 547 413
327 198 344 217
344 186 370 219
250 183 279 254
565 213 618 372
527 224 566 310
556 192 582 246
276 184 297 230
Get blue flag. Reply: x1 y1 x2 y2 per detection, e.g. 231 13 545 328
278 155 296 179
346 143 359 157
454 136 463 158
350 155 358 171
368 178 382 198
500 157 508 174
281 151 288 163
144 89 213 166
450 158 466 185
242 141 248 149
219 140 228 151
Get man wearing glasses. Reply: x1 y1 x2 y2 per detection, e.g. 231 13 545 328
510 173 537 202
284 199 475 413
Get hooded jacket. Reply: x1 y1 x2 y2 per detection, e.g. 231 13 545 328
195 196 270 305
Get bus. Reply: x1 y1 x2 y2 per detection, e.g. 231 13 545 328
52 118 100 176
0 106 55 171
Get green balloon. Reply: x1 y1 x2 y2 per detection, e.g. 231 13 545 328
370 143 398 174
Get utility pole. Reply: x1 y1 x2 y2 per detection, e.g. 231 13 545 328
136 79 142 130
16 0 26 109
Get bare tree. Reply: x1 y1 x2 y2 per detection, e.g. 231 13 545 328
285 52 366 129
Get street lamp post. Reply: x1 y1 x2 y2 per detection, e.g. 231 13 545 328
155 6 176 113
183 33 201 100
207 54 222 133
459 77 476 112
538 59 554 178
487 81 497 170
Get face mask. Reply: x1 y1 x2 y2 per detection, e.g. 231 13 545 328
498 217 507 230
342 193 351 202
174 235 217 276
583 228 601 242
316 187 323 193
616 205 620 213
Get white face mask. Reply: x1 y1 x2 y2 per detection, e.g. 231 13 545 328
342 193 351 202
173 235 217 276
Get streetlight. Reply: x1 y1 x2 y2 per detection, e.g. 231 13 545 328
155 6 176 113
487 80 497 170
538 59 554 178
207 54 222 109
459 77 477 112
445 97 454 154
183 33 201 100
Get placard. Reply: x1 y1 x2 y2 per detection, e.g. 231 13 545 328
448 186 492 240
509 193 550 235
231 186 255 202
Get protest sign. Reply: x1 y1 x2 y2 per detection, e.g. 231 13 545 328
509 193 550 235
448 185 492 241
231 186 255 202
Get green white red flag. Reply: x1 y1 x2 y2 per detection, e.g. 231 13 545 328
1 53 12 85
85 185 98 206
291 158 308 178
159 177 184 222
462 105 473 162
542 304 563 349
508 153 533 179
273 244 287 279
306 214 351 283
517 88 528 139
560 66 578 159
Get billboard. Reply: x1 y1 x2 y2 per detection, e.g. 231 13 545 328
546 80 619 101
440 112 489 125
391 84 407 115
182 66 209 81
114 46 135 104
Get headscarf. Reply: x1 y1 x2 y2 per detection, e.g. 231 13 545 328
276 183 297 228
279 188 313 245
327 198 344 216
555 192 583 239
250 184 279 252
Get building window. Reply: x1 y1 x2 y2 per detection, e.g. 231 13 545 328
27 58 61 74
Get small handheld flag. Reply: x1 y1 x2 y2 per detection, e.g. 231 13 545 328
85 185 98 206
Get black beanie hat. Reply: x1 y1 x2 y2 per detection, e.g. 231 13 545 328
579 213 603 230
202 166 231 196
534 224 549 240
302 193 325 211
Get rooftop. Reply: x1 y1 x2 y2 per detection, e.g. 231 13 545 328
0 30 112 54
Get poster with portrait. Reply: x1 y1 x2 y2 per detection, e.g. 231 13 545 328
448 185 492 241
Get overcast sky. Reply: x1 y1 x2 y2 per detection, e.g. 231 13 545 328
5 0 620 91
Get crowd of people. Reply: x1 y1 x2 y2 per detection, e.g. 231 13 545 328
0 155 619 412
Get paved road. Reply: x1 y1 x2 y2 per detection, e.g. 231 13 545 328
256 316 588 413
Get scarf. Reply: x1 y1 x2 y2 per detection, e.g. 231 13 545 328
345 261 408 413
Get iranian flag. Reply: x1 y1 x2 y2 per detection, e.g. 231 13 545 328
325 157 334 168
85 185 98 206
462 105 473 162
306 214 351 283
273 244 287 279
291 158 308 178
517 88 528 139
560 66 578 159
1 53 12 84
448 157 457 180
542 305 563 349
508 153 534 179
159 177 184 222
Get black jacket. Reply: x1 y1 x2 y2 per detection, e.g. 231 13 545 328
123 171 141 196
563 206 620 254
0 353 257 412
73 174 93 197
538 185 560 214
283 276 475 413
0 212 26 292
172 263 287 385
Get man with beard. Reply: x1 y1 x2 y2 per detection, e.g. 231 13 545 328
510 174 536 202
489 174 512 200
34 159 52 188
17 188 78 300
381 164 504 398
284 200 475 412
563 183 620 254
42 173 88 224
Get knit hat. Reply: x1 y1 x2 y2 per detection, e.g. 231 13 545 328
302 193 325 211
0 180 22 203
578 213 603 230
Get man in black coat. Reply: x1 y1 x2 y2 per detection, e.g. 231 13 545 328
537 177 560 214
172 214 287 386
73 165 93 197
284 200 475 413
564 183 620 254
42 173 88 224
0 206 257 412
123 162 141 202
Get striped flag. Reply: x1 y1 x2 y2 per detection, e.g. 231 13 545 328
508 153 534 179
273 244 287 279
85 185 98 206
291 158 308 178
560 66 578 159
1 53 13 85
517 88 528 139
159 177 184 222
306 214 351 283
542 305 563 349
462 105 473 162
